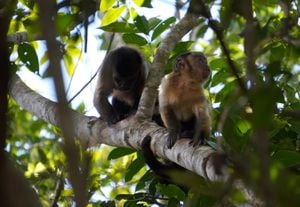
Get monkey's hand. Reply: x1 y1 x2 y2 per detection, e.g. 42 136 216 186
167 129 180 149
107 112 121 125
191 131 208 147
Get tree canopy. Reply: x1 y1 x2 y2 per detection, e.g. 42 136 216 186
1 0 300 206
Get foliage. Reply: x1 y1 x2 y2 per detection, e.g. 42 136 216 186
4 0 300 206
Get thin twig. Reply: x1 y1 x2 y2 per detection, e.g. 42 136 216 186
50 172 64 207
67 32 116 103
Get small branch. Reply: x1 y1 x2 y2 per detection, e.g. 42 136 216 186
194 0 247 93
7 32 43 43
280 109 300 119
36 0 88 205
210 20 247 93
50 172 64 207
68 32 117 103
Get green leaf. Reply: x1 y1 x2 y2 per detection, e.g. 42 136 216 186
215 80 236 103
116 192 147 200
236 119 251 134
220 0 234 28
158 184 186 201
135 170 154 191
40 52 48 65
100 22 138 33
129 7 138 20
172 41 194 55
61 189 73 197
189 195 218 207
100 0 117 12
63 53 75 76
101 5 126 26
122 33 148 46
75 103 86 113
125 153 145 182
23 14 40 35
209 58 227 71
20 0 35 9
270 44 285 62
55 14 76 35
107 147 135 160
210 69 229 87
100 201 115 207
18 42 39 74
273 150 300 167
290 120 300 134
148 17 162 30
168 198 181 207
196 24 209 38
140 0 152 8
132 0 145 6
134 15 149 35
151 17 176 41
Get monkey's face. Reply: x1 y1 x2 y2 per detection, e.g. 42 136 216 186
175 52 211 82
113 72 139 91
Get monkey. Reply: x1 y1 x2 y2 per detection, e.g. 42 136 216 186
158 52 211 148
93 46 148 125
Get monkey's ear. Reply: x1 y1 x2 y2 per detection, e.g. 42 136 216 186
174 58 184 72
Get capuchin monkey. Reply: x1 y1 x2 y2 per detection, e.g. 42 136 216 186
158 52 211 148
93 46 148 125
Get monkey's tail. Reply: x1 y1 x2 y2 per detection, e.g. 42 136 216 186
141 135 189 191
141 135 165 171
141 135 184 178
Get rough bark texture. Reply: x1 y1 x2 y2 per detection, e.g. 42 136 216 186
9 75 227 182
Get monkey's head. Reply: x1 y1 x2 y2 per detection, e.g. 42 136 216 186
112 47 144 91
174 52 211 83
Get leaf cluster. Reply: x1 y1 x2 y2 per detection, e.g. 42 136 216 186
5 0 300 206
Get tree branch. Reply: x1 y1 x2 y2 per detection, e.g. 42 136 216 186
9 75 227 182
1 1 41 206
35 0 89 205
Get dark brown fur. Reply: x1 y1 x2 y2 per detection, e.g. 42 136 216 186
93 46 148 124
159 52 211 148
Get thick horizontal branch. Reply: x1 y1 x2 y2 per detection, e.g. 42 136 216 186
9 75 227 181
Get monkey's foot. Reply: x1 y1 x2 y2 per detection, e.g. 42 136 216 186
189 138 208 147
180 130 194 138
167 131 180 149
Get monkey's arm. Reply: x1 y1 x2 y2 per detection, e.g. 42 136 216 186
192 103 211 146
161 105 181 148
94 90 120 125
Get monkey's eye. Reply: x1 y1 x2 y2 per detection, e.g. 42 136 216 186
113 77 121 83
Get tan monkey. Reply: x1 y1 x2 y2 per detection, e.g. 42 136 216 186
158 52 211 148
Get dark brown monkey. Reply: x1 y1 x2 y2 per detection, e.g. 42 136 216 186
158 52 211 148
93 46 148 124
